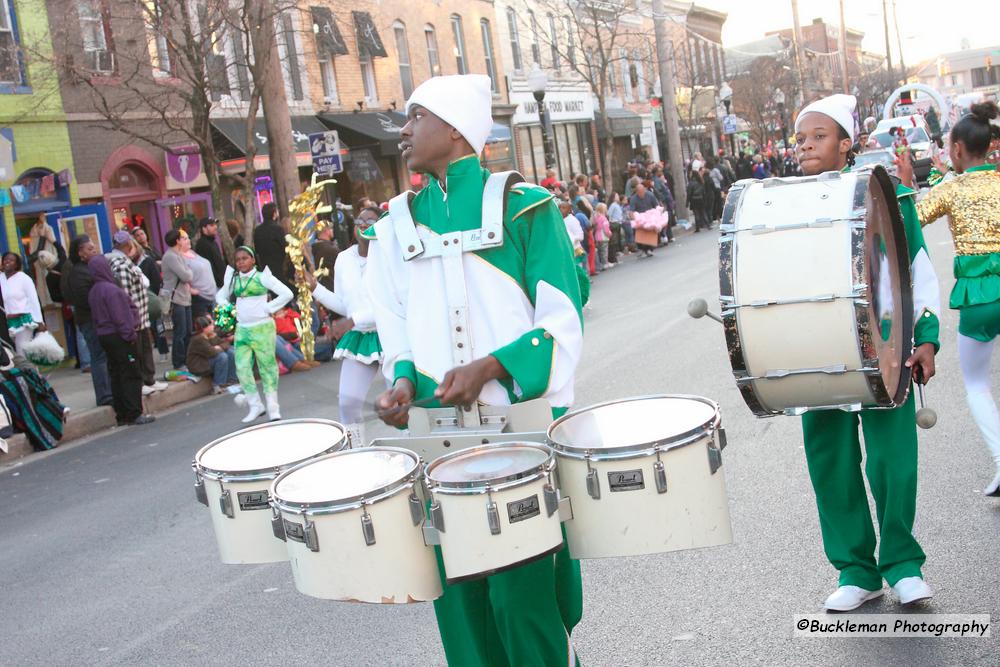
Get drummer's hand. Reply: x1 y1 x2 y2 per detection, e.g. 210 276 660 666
435 356 507 409
895 151 915 189
376 379 415 428
906 342 936 385
298 268 317 291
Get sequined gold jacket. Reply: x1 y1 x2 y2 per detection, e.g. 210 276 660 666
915 165 1000 255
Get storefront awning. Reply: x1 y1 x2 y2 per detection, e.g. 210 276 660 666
318 111 407 156
211 115 331 160
595 109 644 138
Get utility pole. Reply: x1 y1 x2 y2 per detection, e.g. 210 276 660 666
652 0 688 219
790 0 807 107
838 0 850 94
881 0 894 80
892 0 906 83
249 0 300 220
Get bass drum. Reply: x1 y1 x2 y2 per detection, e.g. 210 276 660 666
719 166 913 416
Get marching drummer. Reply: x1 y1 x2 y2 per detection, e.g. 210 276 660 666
793 94 941 611
367 74 584 665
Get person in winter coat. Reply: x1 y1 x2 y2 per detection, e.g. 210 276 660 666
87 255 154 426
194 217 226 288
161 229 195 369
252 202 292 290
686 161 710 232
64 236 112 406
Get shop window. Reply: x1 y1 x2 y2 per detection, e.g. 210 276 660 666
425 25 441 77
109 164 156 193
450 14 467 75
78 0 115 74
505 8 521 71
480 19 497 93
393 21 413 99
0 0 26 88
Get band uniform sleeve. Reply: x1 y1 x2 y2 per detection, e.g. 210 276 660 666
216 266 234 306
366 224 416 389
914 179 952 226
24 274 43 324
260 267 294 314
491 199 584 400
311 283 347 316
899 190 941 352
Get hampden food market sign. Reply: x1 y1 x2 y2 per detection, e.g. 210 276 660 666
511 91 596 125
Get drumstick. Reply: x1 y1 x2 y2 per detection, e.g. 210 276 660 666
687 298 722 324
913 367 938 430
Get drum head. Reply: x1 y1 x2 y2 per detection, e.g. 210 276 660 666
548 396 718 455
861 167 913 404
197 419 346 476
428 443 549 485
273 448 418 505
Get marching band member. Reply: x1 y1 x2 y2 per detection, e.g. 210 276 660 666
900 101 1000 497
302 205 383 446
793 94 941 611
217 246 293 423
367 74 584 666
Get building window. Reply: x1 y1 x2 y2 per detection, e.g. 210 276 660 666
425 25 441 77
0 0 24 85
79 0 114 74
633 48 646 101
280 12 303 101
145 1 171 77
319 58 339 103
480 19 497 93
547 14 559 69
230 33 251 100
359 49 378 104
564 17 575 69
619 48 632 101
527 10 540 66
393 21 413 98
450 14 467 75
505 7 522 71
607 51 617 94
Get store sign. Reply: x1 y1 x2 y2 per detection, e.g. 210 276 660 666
511 91 595 125
722 115 738 135
166 144 203 184
309 131 343 175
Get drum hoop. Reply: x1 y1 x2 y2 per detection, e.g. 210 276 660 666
425 441 555 493
546 394 721 458
269 446 421 513
193 418 348 482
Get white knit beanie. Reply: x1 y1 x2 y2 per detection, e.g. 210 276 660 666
794 94 857 142
405 75 494 154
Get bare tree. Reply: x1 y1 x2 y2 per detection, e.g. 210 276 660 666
730 55 797 147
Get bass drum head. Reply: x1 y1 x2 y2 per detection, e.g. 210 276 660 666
861 167 913 405
427 443 549 485
196 419 347 477
273 447 418 505
548 395 718 455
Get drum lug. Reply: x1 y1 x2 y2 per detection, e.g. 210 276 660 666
219 489 234 518
487 501 502 536
543 483 559 517
271 508 286 542
408 492 424 526
717 427 728 451
654 461 668 494
360 509 376 546
304 517 320 552
429 500 445 533
193 470 208 507
558 496 574 522
586 468 601 500
707 445 723 475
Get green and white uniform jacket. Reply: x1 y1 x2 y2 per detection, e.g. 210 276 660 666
897 182 942 351
366 155 584 407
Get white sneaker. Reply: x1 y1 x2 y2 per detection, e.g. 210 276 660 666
141 385 157 396
823 585 884 611
985 469 1000 497
892 577 933 605
152 381 169 391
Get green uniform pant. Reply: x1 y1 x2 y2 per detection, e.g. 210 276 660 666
433 526 583 667
801 392 925 590
234 320 278 395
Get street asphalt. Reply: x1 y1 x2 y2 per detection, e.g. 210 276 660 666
2 220 997 666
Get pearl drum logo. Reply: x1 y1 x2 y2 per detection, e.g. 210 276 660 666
237 490 270 511
507 495 541 523
608 469 645 492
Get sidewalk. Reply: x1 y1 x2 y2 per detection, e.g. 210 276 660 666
0 356 213 464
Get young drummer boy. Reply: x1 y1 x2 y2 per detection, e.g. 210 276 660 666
793 94 941 611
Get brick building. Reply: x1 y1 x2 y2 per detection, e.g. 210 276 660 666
767 18 864 99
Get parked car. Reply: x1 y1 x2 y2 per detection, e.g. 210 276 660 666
871 115 932 185
851 149 897 177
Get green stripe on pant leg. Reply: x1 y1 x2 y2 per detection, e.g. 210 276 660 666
859 392 926 586
432 545 506 667
802 409 882 591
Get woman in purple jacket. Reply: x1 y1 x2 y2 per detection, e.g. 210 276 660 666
88 255 155 426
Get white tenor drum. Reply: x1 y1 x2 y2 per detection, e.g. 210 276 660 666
270 447 441 603
547 395 732 559
425 442 565 584
193 419 348 564
719 166 913 416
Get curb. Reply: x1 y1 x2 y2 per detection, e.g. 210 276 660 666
0 379 213 465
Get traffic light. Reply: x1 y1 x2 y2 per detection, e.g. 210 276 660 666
900 89 913 105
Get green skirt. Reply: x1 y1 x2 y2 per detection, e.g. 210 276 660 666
334 329 382 365
950 252 1000 309
7 313 36 334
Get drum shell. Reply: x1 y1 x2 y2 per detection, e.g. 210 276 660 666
432 475 564 583
555 432 732 558
277 483 441 603
204 477 288 564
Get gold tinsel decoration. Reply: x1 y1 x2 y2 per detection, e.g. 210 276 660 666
285 173 337 361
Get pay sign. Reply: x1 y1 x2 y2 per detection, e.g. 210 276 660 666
309 131 343 176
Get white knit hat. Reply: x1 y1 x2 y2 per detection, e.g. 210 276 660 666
794 94 857 142
405 75 494 155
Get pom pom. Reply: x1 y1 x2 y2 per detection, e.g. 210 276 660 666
22 331 66 366
234 393 247 407
213 303 236 335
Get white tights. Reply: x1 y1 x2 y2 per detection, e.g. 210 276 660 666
338 358 381 425
958 333 1000 468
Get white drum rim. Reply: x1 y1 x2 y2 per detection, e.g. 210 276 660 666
425 441 555 495
270 446 421 515
193 418 348 482
546 394 720 460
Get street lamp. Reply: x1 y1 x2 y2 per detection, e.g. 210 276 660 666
773 88 787 149
527 65 557 171
719 81 736 156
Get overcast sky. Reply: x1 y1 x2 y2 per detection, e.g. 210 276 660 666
698 0 999 65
